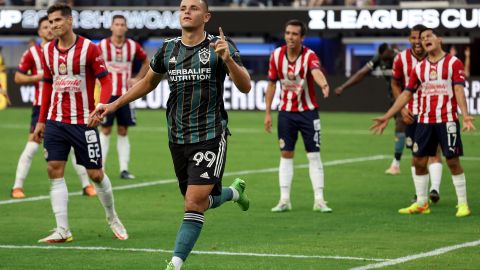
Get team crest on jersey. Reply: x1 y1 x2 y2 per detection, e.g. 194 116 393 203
199 48 210 65
116 53 122 62
429 69 437 80
287 71 296 80
59 63 67 75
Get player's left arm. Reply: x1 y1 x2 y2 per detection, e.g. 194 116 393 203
452 59 475 132
211 27 251 93
311 69 329 98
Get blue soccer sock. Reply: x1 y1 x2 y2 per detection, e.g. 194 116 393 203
394 132 405 161
173 211 204 261
208 187 233 209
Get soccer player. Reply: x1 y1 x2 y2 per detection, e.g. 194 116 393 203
89 0 251 269
371 28 475 217
11 16 96 199
32 4 128 242
264 19 332 213
98 15 149 180
335 44 406 175
391 24 443 203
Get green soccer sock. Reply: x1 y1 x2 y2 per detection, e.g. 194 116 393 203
172 211 204 261
208 187 233 209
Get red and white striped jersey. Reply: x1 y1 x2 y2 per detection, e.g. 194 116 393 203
268 45 321 112
41 36 109 125
392 49 425 115
98 38 147 96
406 54 466 124
17 44 45 106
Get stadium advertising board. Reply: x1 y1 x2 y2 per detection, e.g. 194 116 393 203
6 74 480 114
2 8 480 36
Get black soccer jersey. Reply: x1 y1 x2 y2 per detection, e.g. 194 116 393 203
150 32 243 144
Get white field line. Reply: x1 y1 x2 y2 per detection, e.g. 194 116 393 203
350 239 480 270
0 244 388 262
0 155 389 206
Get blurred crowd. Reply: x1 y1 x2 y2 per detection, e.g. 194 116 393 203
1 0 480 7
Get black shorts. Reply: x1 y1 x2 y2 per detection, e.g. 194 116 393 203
413 120 463 159
278 110 320 152
405 115 418 150
43 120 103 169
30 106 40 133
169 132 227 196
101 96 136 127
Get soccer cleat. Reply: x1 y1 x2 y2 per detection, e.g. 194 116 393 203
165 261 175 270
385 164 400 175
108 216 128 240
271 201 292 212
398 202 430 214
313 200 332 213
429 189 440 204
120 170 135 180
38 227 73 243
456 203 471 218
11 187 25 199
82 184 97 197
230 178 250 211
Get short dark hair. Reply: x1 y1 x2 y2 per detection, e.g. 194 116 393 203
201 0 209 11
112 14 126 23
47 4 72 17
411 24 427 32
285 19 307 37
419 28 441 38
378 43 390 55
38 16 49 30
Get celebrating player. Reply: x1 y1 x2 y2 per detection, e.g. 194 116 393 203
11 16 96 199
33 4 128 243
89 0 251 269
264 19 332 213
98 15 149 180
371 28 475 217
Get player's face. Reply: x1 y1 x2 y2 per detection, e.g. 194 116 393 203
284 25 304 50
179 0 210 31
38 20 54 42
48 11 72 38
409 30 424 56
111 18 128 38
421 30 441 53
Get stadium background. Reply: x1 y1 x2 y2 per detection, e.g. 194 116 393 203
1 2 480 113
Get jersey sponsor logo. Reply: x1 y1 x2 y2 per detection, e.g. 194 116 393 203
200 172 210 179
52 75 82 93
423 81 448 96
106 62 131 73
85 130 98 144
198 47 210 65
168 68 212 82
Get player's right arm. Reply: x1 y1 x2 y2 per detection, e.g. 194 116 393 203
89 68 163 127
15 49 42 85
14 72 43 85
264 81 276 133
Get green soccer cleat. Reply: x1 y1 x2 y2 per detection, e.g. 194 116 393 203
230 178 250 211
456 203 471 218
398 202 430 214
165 262 175 270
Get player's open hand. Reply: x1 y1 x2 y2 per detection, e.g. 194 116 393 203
264 113 272 133
32 122 45 143
462 115 476 132
88 103 112 128
210 27 231 62
401 108 414 124
370 116 389 135
334 86 344 96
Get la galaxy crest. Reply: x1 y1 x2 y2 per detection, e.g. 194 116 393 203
199 47 210 65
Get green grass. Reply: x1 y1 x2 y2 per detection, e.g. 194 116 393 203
0 108 479 270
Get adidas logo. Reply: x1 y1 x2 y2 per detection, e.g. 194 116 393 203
169 57 176 64
200 172 210 179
